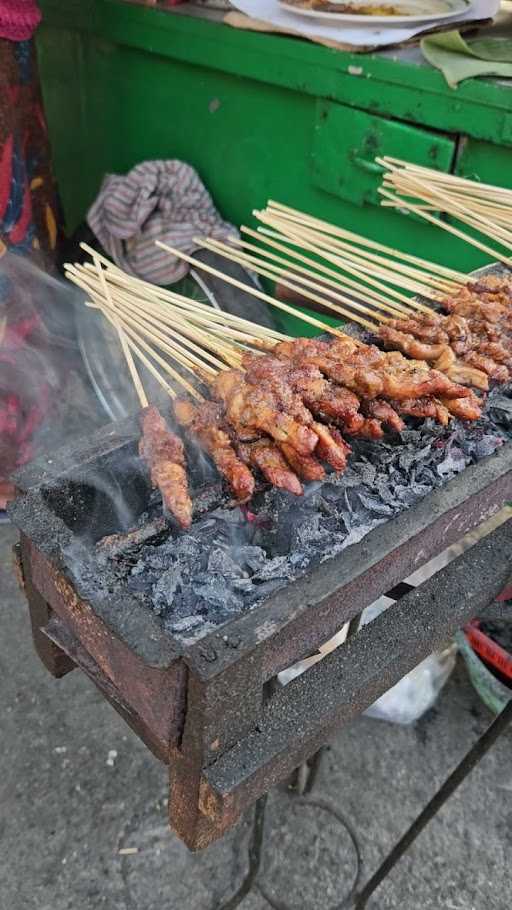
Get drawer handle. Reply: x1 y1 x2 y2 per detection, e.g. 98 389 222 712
351 154 385 175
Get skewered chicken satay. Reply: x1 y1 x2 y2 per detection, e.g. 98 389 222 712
463 351 509 383
241 352 364 458
388 397 451 426
440 391 482 421
433 347 489 391
379 326 490 391
212 369 319 457
276 337 470 404
238 440 304 494
363 399 405 433
311 421 350 471
274 442 324 483
443 289 509 323
274 338 386 400
241 353 370 437
174 398 255 503
139 405 193 530
380 313 511 382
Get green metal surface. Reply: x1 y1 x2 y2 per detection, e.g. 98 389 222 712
36 0 512 335
312 101 455 207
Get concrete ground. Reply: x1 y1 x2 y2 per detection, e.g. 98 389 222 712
1 520 511 910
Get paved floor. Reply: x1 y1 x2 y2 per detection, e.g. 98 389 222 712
1 521 511 910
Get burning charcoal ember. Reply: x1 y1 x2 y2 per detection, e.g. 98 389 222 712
486 384 512 433
97 516 167 559
139 406 192 529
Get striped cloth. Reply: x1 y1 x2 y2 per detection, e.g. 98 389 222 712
87 160 237 285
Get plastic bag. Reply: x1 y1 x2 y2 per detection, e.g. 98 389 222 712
362 597 456 725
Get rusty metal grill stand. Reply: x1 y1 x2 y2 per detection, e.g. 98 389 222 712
10 420 512 864
213 697 512 910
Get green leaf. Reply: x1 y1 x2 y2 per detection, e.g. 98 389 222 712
421 30 512 87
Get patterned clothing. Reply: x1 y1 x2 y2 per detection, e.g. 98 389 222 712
0 34 63 501
87 159 236 285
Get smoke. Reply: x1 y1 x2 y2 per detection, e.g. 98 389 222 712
0 251 152 542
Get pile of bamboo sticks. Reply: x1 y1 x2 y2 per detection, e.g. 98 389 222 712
378 156 512 266
151 200 466 334
65 194 476 407
65 244 288 407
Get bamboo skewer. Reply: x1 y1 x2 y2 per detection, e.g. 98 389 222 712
257 211 458 297
80 268 286 350
80 291 181 401
67 264 233 373
66 267 208 399
154 240 357 337
91 255 148 409
253 221 456 298
195 234 390 325
383 167 512 251
266 199 468 283
256 211 439 306
191 235 380 331
378 158 512 265
78 243 286 341
379 157 512 203
255 212 434 313
378 186 512 265
236 227 411 314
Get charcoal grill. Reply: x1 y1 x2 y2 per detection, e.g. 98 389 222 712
9 406 512 854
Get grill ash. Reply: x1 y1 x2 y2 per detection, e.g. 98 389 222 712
95 385 512 643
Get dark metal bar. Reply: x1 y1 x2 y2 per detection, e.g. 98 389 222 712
353 697 512 910
217 796 268 910
257 797 362 910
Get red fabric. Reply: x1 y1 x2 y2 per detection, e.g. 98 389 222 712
0 314 50 483
0 0 41 41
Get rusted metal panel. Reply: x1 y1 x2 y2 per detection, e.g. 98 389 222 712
43 615 169 762
24 538 187 751
20 537 76 679
183 444 512 681
200 518 512 842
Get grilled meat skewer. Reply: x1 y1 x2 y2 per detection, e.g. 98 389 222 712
212 369 319 457
139 406 193 530
174 398 256 503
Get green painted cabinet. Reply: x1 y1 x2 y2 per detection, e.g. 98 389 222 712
37 0 512 333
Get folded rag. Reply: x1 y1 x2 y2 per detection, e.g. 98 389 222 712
0 0 41 41
421 29 512 88
87 160 237 285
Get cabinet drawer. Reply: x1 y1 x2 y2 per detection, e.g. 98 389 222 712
311 101 456 207
455 138 512 189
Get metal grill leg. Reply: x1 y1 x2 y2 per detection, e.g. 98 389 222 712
353 698 512 909
216 795 268 910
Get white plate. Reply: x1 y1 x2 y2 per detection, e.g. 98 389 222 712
278 0 471 25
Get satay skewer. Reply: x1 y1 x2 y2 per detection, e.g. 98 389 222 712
254 216 458 296
192 235 382 329
257 210 452 301
234 230 410 314
382 168 512 251
266 199 467 284
379 187 512 265
91 255 148 409
155 239 358 337
78 243 287 341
